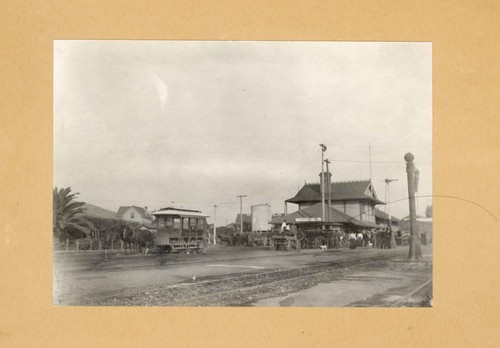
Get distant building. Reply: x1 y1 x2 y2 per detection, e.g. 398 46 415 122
285 174 383 226
116 206 153 225
399 216 433 242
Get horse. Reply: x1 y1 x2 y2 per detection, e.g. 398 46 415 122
119 227 136 254
97 228 120 261
118 227 155 254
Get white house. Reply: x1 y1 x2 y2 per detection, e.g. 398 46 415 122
116 206 153 225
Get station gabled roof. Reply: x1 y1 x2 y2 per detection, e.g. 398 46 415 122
269 203 378 228
286 180 384 205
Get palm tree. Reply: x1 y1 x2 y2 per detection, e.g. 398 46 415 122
53 187 93 240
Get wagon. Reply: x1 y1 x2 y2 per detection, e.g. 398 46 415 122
269 234 300 251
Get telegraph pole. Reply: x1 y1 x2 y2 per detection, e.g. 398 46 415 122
325 159 332 222
369 144 372 182
384 178 398 229
405 153 422 260
213 204 217 245
236 195 247 234
385 178 398 248
319 144 327 225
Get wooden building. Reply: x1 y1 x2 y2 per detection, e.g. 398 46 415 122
285 174 383 226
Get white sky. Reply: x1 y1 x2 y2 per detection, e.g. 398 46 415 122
54 41 432 226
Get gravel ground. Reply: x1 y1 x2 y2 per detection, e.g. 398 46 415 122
73 254 431 307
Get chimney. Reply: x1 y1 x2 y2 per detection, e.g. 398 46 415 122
144 206 148 215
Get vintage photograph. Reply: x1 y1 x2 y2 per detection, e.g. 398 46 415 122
53 40 432 307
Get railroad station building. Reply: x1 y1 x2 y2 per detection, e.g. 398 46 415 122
275 173 399 231
285 173 383 225
374 208 400 231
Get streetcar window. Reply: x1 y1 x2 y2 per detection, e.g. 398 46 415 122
165 217 173 227
189 218 197 227
197 219 204 230
173 218 181 230
158 217 165 228
182 217 189 230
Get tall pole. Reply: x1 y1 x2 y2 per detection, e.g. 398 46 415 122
385 178 398 247
384 178 399 229
213 204 217 245
319 144 327 225
236 195 246 234
325 159 332 222
369 144 372 182
405 153 422 260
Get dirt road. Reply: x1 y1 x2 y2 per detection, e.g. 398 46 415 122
53 245 432 306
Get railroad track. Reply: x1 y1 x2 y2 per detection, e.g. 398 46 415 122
55 247 388 273
389 278 432 307
63 251 410 306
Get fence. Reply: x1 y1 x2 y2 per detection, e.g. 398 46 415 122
54 238 126 252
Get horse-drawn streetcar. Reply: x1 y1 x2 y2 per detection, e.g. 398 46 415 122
151 207 209 255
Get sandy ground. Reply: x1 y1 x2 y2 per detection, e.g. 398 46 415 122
251 269 431 307
252 247 432 307
53 245 432 306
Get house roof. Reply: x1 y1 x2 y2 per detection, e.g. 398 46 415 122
81 203 117 219
139 222 155 229
286 180 384 205
374 208 400 222
116 206 153 220
269 203 377 228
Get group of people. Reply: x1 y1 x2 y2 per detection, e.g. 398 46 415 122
333 228 397 250
278 220 429 251
346 230 374 249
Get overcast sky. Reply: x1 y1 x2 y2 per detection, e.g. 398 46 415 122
54 41 432 226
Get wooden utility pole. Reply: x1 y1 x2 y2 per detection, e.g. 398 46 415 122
319 144 327 225
405 153 422 260
236 195 247 234
385 178 398 247
325 159 332 222
369 144 372 182
213 204 217 245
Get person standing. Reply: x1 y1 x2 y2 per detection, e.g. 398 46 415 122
357 231 363 248
363 231 369 247
349 231 357 249
281 219 288 233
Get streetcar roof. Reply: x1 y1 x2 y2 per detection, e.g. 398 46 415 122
151 208 209 218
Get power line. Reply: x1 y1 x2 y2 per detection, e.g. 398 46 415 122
331 159 431 164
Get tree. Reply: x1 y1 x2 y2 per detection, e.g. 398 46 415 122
53 187 93 241
425 205 433 218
